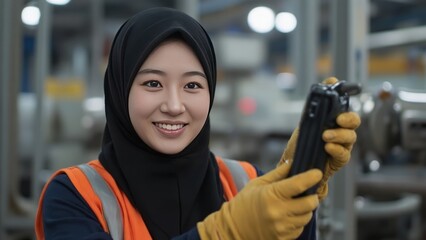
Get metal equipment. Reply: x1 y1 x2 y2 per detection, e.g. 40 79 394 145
356 82 426 239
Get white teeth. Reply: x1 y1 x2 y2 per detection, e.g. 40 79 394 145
156 123 184 131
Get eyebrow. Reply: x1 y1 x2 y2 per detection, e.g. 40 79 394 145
138 68 207 79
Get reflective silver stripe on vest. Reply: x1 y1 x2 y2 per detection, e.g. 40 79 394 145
222 158 250 191
78 164 123 240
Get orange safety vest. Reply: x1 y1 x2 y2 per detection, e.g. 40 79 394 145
35 157 257 240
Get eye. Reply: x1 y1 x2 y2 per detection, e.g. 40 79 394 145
185 82 203 89
142 80 162 88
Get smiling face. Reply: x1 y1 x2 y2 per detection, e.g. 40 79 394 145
128 39 210 155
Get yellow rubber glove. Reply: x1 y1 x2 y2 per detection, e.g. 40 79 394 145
197 163 322 240
317 111 360 199
278 77 361 200
317 77 361 199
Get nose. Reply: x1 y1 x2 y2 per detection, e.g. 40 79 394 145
160 88 185 115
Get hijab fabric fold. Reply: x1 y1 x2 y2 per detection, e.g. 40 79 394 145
99 7 221 239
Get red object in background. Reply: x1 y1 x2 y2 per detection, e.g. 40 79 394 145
238 97 257 116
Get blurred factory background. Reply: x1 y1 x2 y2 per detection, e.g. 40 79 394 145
1 0 426 239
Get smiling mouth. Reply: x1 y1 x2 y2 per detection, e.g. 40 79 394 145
154 123 186 131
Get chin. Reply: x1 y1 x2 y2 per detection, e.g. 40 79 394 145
155 146 185 155
162 150 183 155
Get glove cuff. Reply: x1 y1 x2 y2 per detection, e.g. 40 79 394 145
197 202 241 240
197 213 222 240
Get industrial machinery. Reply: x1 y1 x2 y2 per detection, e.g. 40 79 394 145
355 82 426 240
357 81 426 170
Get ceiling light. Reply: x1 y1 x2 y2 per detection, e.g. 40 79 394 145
275 12 297 33
247 6 275 33
46 0 71 5
21 5 40 26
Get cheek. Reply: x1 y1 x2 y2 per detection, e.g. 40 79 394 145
192 93 210 123
128 90 154 126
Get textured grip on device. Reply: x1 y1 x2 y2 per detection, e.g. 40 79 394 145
289 81 361 196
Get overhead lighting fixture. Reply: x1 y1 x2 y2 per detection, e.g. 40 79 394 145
21 5 41 26
46 0 71 5
275 12 297 33
247 6 275 33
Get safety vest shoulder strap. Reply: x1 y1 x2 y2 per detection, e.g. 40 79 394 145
222 158 257 191
77 164 123 240
215 156 258 199
35 162 113 240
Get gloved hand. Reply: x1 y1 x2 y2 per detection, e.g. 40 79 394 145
197 163 322 240
278 77 361 200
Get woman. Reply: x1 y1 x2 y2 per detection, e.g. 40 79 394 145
35 7 360 240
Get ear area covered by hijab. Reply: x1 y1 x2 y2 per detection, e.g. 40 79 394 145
99 7 221 240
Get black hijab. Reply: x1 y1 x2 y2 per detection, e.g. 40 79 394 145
99 7 222 239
